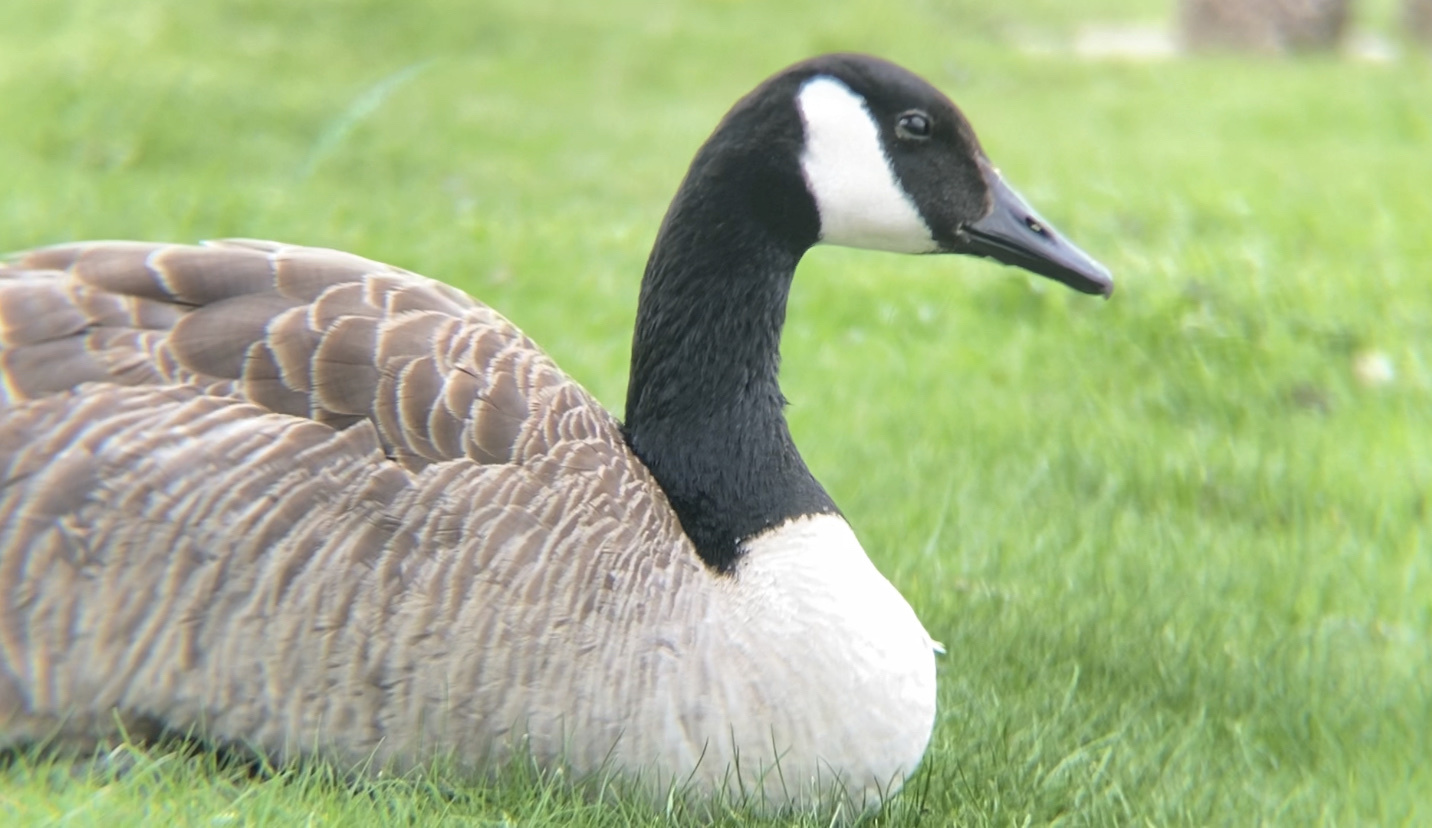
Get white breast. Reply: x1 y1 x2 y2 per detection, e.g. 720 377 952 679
601 514 939 805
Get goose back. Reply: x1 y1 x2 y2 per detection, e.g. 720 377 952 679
0 241 698 767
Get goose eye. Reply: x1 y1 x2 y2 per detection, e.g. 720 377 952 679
895 111 932 140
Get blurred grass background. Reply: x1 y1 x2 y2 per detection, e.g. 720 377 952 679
2 0 1429 824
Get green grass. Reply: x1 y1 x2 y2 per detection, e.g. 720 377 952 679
3 0 1430 824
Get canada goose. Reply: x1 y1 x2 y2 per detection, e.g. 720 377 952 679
0 54 1112 807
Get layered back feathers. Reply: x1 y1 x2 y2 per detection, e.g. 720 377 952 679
0 240 698 771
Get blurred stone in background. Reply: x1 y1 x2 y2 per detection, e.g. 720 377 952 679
1407 0 1432 45
1178 0 1353 53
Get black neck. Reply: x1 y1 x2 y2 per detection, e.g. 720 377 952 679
622 126 836 572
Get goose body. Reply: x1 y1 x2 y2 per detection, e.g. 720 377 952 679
0 54 1112 806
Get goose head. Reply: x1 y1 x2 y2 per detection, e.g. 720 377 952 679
793 55 1113 295
626 53 1113 572
644 53 1113 296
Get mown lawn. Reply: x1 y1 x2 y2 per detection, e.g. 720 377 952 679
2 0 1429 824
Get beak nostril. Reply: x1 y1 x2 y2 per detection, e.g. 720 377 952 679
965 166 1113 295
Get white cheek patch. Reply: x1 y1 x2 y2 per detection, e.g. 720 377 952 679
796 77 936 254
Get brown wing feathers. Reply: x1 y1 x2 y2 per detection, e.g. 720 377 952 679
0 239 693 761
0 240 596 470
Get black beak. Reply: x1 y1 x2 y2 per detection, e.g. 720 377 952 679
959 167 1114 298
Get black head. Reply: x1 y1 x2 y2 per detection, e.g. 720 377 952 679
700 53 1114 296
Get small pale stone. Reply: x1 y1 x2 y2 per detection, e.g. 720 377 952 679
1352 350 1395 387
